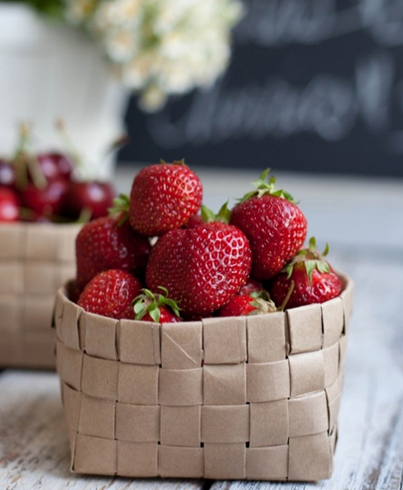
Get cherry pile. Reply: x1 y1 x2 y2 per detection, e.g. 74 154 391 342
0 129 114 224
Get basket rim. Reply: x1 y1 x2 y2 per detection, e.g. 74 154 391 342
57 272 353 325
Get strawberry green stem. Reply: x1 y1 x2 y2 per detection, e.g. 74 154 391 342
160 158 187 166
133 287 181 323
201 201 231 224
109 194 130 225
240 168 296 203
278 281 295 311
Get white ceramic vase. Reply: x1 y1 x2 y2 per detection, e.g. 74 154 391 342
0 4 130 179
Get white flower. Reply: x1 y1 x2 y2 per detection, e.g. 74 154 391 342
139 85 167 112
65 0 97 24
63 0 244 111
103 28 139 62
93 0 142 29
122 52 157 89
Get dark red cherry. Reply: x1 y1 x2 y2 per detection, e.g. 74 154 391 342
0 160 16 189
19 178 68 217
35 154 60 182
61 181 114 220
37 152 74 181
0 187 19 222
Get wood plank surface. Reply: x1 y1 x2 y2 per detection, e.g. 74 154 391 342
211 248 403 490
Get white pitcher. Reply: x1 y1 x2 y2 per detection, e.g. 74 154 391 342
0 4 130 179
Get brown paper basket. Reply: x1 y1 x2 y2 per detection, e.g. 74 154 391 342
0 222 81 369
54 274 353 481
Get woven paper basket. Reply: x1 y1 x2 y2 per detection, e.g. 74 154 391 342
54 274 353 481
0 222 80 369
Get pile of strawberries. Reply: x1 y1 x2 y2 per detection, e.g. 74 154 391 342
0 125 114 223
75 161 342 322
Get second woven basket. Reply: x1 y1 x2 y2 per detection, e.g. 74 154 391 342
0 222 80 369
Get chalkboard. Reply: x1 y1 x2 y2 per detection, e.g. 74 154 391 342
120 0 403 178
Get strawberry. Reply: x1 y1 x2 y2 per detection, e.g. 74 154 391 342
78 270 142 319
129 160 203 237
183 213 204 229
230 169 307 280
269 237 342 308
146 211 252 317
217 293 277 317
133 287 182 323
76 214 150 291
237 278 264 296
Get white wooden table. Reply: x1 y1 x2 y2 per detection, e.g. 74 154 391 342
1 168 402 490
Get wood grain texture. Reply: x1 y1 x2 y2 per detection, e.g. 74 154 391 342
0 371 203 490
211 249 403 490
1 249 402 489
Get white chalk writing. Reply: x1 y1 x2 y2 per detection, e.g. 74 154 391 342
148 52 395 147
235 0 403 47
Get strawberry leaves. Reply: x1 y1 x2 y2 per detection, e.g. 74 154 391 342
270 237 342 309
249 296 277 314
304 259 330 283
133 286 181 323
109 193 130 225
201 201 231 224
159 158 186 166
240 168 296 203
284 236 331 284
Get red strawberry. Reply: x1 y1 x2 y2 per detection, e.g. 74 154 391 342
230 169 307 280
0 187 19 222
133 287 182 323
237 278 264 296
129 160 203 236
76 216 150 291
78 270 142 319
146 219 252 317
183 213 204 229
269 237 342 308
217 293 276 317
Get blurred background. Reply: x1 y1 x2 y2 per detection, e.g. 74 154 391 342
122 0 403 178
1 0 402 251
2 0 403 178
